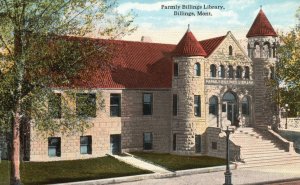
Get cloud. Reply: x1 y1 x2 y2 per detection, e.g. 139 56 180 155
117 1 180 14
226 0 256 10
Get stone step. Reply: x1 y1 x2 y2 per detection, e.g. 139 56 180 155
241 149 286 155
240 146 281 151
238 159 300 168
239 157 300 168
241 152 292 159
243 154 296 162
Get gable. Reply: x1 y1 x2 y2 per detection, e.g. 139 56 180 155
206 32 250 61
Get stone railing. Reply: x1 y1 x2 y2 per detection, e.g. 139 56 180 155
266 127 295 153
205 127 241 162
205 78 254 86
279 117 300 129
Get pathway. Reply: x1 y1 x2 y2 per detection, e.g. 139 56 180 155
110 153 171 173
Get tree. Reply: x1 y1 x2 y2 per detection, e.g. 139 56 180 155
276 6 300 117
0 1 135 184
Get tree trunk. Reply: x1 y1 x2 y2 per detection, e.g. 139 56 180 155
10 103 22 185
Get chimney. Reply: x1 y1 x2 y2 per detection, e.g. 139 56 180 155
141 36 152 43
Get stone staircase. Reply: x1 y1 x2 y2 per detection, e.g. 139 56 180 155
231 127 300 168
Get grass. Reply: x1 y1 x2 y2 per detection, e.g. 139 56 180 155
1 156 150 185
131 152 227 171
0 160 10 185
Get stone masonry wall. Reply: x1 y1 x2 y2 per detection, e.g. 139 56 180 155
121 89 171 153
204 33 254 128
172 56 207 155
30 90 122 161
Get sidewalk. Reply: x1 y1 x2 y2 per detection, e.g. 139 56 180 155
110 153 170 173
116 163 300 185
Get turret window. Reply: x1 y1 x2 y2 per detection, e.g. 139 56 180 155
194 63 200 76
236 66 242 78
229 45 233 56
210 64 217 77
194 95 201 117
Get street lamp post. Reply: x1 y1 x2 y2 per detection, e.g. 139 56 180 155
285 104 290 129
223 123 234 185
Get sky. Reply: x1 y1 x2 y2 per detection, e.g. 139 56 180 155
116 0 300 45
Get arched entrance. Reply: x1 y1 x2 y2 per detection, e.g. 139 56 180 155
222 91 239 126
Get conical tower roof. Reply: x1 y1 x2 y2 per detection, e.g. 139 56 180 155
173 26 207 57
246 9 277 38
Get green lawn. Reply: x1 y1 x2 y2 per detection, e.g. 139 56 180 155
131 152 227 171
1 156 150 185
0 160 10 185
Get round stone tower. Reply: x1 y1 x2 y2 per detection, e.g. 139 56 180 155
246 8 279 128
171 26 207 155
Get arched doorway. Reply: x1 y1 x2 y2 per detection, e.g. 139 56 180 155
222 91 239 126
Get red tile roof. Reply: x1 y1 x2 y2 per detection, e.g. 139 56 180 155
199 35 226 57
246 9 277 38
67 38 175 89
59 33 227 89
173 30 207 57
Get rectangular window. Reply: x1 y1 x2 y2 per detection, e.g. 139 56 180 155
48 137 61 157
174 63 179 77
173 134 177 151
143 132 153 150
212 142 217 150
76 93 96 117
242 103 249 115
195 135 201 153
222 104 226 112
49 93 62 119
80 136 92 154
143 93 153 115
110 94 121 117
173 94 178 116
194 95 201 117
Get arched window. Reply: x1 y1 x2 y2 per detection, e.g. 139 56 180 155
244 66 250 79
228 65 234 78
210 64 216 77
219 65 225 78
194 63 200 76
263 42 271 58
229 45 233 56
236 66 242 78
209 96 218 116
242 97 250 115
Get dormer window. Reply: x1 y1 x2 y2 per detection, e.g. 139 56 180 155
194 63 200 76
229 45 233 56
